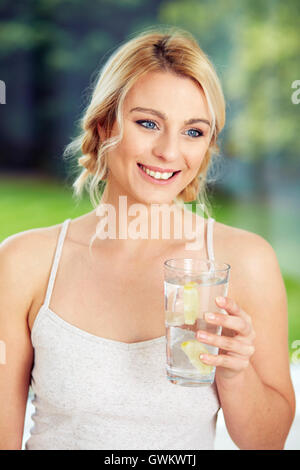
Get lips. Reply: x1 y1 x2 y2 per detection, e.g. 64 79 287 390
136 162 181 185
137 163 181 173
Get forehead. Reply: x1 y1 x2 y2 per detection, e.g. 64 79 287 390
124 71 210 119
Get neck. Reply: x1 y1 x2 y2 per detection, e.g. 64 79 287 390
90 181 204 257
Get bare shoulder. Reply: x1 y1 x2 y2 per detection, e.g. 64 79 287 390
213 220 279 272
0 222 65 448
213 220 285 311
213 223 295 413
0 221 63 264
0 221 64 309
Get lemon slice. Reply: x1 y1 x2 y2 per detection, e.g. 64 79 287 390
181 340 213 374
183 282 199 325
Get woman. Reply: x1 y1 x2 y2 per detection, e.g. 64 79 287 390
0 27 295 450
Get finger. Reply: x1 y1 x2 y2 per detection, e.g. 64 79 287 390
204 312 252 337
200 352 250 371
216 296 250 322
197 330 255 356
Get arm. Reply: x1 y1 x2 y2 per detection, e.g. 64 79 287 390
215 357 294 450
0 234 36 449
197 232 296 449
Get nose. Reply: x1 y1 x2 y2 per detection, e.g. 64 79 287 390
152 130 181 164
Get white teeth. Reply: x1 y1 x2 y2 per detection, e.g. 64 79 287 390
141 165 174 180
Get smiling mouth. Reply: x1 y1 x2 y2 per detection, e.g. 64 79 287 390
137 163 181 181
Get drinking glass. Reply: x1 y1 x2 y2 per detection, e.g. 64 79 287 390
164 258 231 386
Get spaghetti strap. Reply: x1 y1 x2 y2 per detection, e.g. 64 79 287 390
44 218 71 309
206 217 215 262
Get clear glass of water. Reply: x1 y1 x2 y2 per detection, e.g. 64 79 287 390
164 258 231 386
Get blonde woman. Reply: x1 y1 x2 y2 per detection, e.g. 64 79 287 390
0 27 295 450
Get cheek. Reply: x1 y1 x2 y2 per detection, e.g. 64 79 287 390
186 144 209 171
106 137 135 172
112 126 149 164
123 126 153 159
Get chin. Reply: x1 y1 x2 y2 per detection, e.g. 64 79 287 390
137 192 176 206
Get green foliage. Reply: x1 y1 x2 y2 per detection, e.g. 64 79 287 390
0 176 91 237
0 0 162 173
1 0 299 173
284 275 300 361
159 0 300 162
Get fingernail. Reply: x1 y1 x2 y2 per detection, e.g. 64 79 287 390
216 296 225 306
205 313 215 321
198 332 208 339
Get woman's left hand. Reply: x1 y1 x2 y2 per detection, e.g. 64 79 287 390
196 296 256 381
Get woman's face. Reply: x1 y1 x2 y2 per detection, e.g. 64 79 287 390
100 71 212 205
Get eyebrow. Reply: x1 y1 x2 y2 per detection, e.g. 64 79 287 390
130 106 211 127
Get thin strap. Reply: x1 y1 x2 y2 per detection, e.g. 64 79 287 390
206 217 215 262
44 219 71 309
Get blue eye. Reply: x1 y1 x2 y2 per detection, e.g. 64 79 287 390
135 119 203 138
186 128 204 138
136 119 157 130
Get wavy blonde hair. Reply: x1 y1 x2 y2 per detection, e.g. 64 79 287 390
64 26 226 217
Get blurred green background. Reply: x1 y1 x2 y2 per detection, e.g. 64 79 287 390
0 0 299 358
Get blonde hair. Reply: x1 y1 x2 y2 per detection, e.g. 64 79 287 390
64 25 226 217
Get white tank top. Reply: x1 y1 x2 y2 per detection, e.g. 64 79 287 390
25 217 220 450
